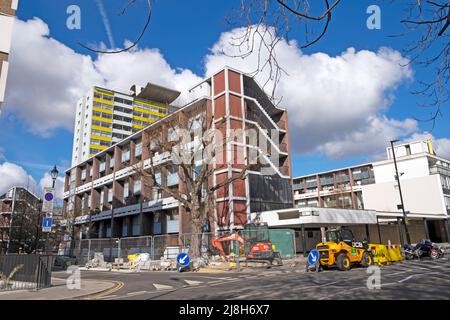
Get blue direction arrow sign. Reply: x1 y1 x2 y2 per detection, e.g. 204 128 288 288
308 249 320 265
177 253 190 267
42 216 53 232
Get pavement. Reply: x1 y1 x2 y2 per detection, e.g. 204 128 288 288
0 255 448 300
0 276 116 300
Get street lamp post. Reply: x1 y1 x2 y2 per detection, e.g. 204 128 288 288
390 140 411 245
44 165 59 254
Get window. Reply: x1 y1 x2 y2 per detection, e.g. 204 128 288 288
441 175 450 189
93 110 112 119
108 188 113 202
167 165 179 186
113 114 132 122
122 148 130 162
123 182 129 199
100 190 104 206
405 144 411 155
445 196 450 209
99 161 106 172
152 187 162 200
149 139 159 151
135 142 142 157
154 171 162 185
168 126 180 142
110 158 115 168
134 180 141 194
112 123 132 131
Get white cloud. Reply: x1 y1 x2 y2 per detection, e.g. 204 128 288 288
39 172 65 200
94 47 201 106
316 116 418 160
0 162 37 195
4 20 448 162
4 18 201 136
0 160 66 199
204 26 416 158
5 18 103 136
407 132 450 160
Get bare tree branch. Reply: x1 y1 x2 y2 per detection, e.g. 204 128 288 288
78 0 152 54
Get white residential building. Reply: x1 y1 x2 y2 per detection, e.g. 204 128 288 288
289 139 450 244
0 0 18 113
71 83 180 166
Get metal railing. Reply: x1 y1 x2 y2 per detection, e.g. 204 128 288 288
0 254 53 291
66 229 297 265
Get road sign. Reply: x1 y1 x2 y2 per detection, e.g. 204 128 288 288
42 187 55 213
308 249 320 265
42 216 52 233
177 253 190 267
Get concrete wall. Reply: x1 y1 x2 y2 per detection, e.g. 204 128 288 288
373 155 430 183
362 174 447 216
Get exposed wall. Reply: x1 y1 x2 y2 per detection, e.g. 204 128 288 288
373 155 430 183
361 174 447 216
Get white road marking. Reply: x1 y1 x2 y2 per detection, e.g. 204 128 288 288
126 291 147 296
153 283 174 290
208 280 225 284
398 275 414 283
183 275 233 280
184 280 203 286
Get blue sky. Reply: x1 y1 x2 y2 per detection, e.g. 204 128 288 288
1 0 449 194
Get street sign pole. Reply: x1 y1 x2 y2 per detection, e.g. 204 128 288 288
42 187 55 254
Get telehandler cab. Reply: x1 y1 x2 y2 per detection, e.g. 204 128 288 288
316 228 373 271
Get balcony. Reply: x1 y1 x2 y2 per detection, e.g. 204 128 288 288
293 183 304 190
430 165 450 176
360 177 375 185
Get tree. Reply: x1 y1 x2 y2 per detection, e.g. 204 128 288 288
132 102 252 257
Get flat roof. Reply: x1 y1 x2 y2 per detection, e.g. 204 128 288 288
133 83 181 105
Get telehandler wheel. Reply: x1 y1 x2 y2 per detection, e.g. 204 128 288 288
336 253 351 271
361 252 373 268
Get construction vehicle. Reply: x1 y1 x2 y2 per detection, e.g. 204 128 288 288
316 227 373 271
211 223 283 266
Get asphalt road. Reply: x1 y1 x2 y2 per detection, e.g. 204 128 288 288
54 257 450 300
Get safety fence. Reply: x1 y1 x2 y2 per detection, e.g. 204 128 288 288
63 229 296 265
0 254 53 291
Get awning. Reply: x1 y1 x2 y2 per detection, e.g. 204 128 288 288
251 207 378 228
131 83 181 104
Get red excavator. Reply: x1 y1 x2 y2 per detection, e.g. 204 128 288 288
211 223 283 266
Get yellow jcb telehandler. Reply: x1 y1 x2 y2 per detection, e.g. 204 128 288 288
316 228 373 271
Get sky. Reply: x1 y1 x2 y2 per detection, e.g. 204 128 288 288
0 0 449 198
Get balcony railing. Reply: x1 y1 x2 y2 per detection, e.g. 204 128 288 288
430 165 450 176
360 177 375 185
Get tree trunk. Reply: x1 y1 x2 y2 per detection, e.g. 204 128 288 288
188 201 204 258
